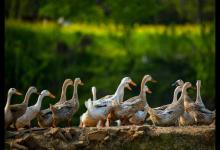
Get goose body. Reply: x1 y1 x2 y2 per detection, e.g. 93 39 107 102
154 79 184 111
147 82 192 126
37 79 73 127
15 90 55 129
50 78 83 127
109 75 156 125
92 77 136 107
6 87 38 128
4 88 23 128
80 87 100 127
184 80 215 125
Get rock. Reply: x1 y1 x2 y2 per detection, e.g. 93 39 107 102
88 130 108 141
5 125 215 150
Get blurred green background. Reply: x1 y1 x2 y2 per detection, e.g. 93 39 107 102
5 0 215 126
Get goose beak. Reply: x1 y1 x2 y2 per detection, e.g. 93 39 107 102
126 84 132 91
151 79 157 83
79 82 84 85
145 88 152 94
129 80 137 86
15 91 23 96
48 92 56 99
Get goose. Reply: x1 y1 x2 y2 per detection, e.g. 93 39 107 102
6 87 38 128
50 78 83 127
184 80 215 125
92 77 136 107
154 79 184 111
37 79 74 127
147 82 193 126
15 90 56 129
4 88 23 128
79 86 99 127
107 75 156 126
86 77 136 127
128 85 152 125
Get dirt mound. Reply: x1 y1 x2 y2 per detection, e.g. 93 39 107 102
5 124 215 150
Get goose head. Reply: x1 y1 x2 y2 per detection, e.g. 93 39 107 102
27 86 39 95
74 78 84 86
40 90 56 99
142 75 157 83
182 82 192 91
64 79 74 86
92 86 96 94
172 79 184 86
196 80 201 87
8 88 22 96
121 77 136 91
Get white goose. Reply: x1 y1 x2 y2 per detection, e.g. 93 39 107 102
37 79 74 127
184 80 215 125
4 88 23 129
92 77 136 107
128 85 152 125
86 77 136 127
15 90 56 129
79 86 99 127
108 75 156 126
147 82 192 126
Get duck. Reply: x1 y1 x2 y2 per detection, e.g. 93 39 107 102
86 77 136 127
79 86 99 127
184 80 215 125
128 85 152 125
50 78 84 127
15 90 56 129
4 88 23 129
107 75 156 126
147 82 193 126
37 79 74 127
6 87 38 128
92 77 136 107
153 79 184 111
172 80 195 126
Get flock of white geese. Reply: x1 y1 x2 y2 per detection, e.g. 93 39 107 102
4 75 215 130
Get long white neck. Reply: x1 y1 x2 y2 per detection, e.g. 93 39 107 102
59 82 71 102
172 86 182 103
86 99 93 112
72 82 79 108
92 88 96 101
34 94 46 111
5 92 12 110
113 82 126 103
140 78 147 96
177 86 188 105
196 83 203 105
23 89 32 105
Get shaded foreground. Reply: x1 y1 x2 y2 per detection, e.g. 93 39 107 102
5 124 215 150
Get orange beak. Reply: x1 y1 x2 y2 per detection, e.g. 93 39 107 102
15 91 23 96
126 84 132 91
151 79 157 83
48 92 56 99
129 80 137 86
